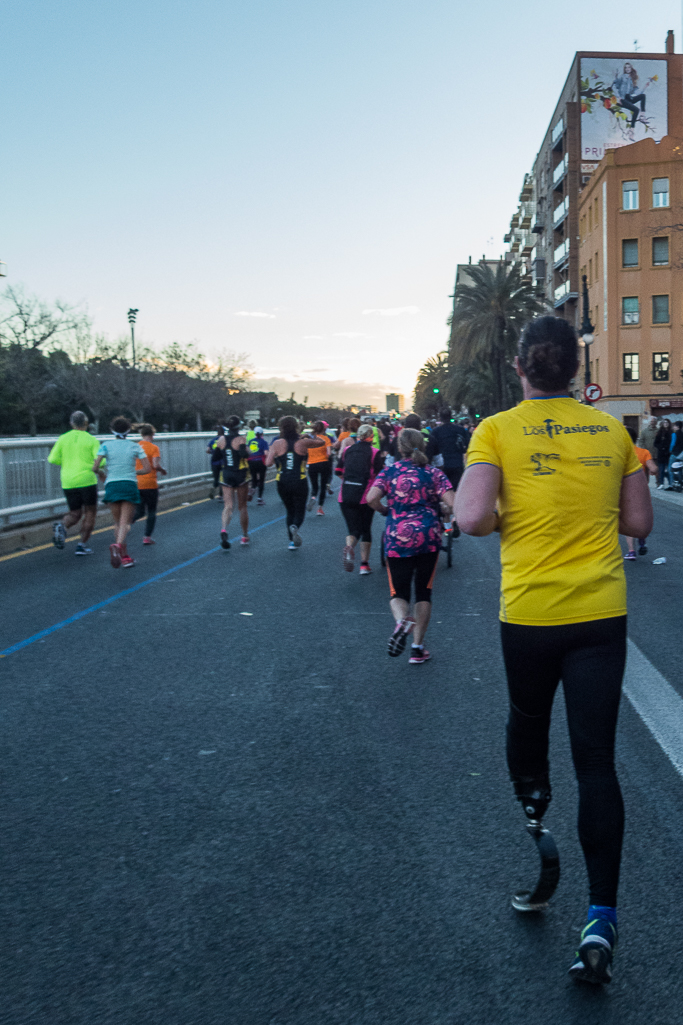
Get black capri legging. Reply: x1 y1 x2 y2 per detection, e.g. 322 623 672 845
277 479 308 534
386 550 439 604
249 461 266 498
341 502 374 542
501 615 627 907
308 462 332 508
135 488 159 537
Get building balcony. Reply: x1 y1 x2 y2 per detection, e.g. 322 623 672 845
553 153 568 188
553 280 578 307
553 238 570 268
553 196 569 229
519 173 533 201
552 117 564 150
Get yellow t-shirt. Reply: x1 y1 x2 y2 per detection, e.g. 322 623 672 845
466 397 642 626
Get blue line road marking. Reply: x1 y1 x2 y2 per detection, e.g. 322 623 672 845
0 515 285 659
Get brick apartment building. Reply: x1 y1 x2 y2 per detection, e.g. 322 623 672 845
578 135 683 427
502 32 682 421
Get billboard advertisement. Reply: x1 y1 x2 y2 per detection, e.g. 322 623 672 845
580 58 668 161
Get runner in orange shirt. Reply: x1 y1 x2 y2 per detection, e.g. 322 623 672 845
134 424 167 545
306 421 334 515
623 427 657 560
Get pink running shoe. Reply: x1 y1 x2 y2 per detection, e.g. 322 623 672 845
240 536 250 545
343 545 355 572
409 647 432 664
109 543 122 569
121 555 136 568
317 508 325 515
387 617 415 657
359 563 372 575
143 536 155 545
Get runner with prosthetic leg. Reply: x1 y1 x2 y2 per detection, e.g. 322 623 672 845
455 315 652 986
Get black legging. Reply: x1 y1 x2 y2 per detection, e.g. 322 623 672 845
501 616 626 907
135 488 159 537
249 461 266 498
308 462 331 508
277 479 308 535
620 92 646 127
211 463 221 488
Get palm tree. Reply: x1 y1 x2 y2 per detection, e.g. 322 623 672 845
449 263 547 412
413 352 450 417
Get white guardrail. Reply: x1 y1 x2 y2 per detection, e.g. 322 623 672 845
0 431 279 528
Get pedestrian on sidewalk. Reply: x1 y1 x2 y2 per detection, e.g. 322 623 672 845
654 418 672 488
133 424 167 545
367 428 453 661
48 410 102 556
93 417 150 568
454 314 652 986
265 416 326 549
665 421 683 489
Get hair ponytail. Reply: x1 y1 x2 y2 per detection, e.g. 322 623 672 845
398 428 428 466
517 316 578 393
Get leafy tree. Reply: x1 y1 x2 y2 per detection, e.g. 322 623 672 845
449 262 546 412
413 352 450 418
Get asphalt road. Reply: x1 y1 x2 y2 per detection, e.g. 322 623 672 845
2 483 683 1025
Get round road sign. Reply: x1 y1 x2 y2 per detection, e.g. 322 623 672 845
584 383 602 403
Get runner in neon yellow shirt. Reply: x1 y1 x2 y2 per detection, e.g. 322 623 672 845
455 315 652 986
47 411 102 555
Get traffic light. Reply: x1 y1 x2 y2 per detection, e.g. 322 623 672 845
432 387 440 394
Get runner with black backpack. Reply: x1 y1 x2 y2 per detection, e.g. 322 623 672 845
336 424 385 575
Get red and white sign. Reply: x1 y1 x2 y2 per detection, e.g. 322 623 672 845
584 383 602 403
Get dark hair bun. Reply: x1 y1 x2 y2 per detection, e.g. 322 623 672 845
518 316 578 393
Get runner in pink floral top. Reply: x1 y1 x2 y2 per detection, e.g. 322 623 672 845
367 429 455 664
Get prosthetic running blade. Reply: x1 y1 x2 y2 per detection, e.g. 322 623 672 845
511 820 560 912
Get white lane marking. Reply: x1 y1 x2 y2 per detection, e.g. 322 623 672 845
624 639 683 779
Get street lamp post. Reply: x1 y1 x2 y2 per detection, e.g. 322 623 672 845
579 274 594 394
127 308 139 368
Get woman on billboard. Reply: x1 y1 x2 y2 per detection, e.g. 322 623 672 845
611 63 646 128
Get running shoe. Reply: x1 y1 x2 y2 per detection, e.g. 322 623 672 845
121 555 135 568
109 543 122 568
306 496 316 512
53 521 66 549
387 617 415 657
220 531 231 550
317 508 325 515
247 487 255 502
240 535 250 545
327 485 333 495
624 551 636 561
75 543 92 556
409 646 432 664
143 536 155 545
257 498 265 506
638 542 648 555
343 544 355 572
289 525 303 547
359 563 372 575
568 910 618 985
288 540 297 550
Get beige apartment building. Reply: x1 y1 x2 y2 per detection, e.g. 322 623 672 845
579 135 683 428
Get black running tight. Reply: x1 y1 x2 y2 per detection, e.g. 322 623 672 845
277 479 308 534
308 462 331 508
135 488 159 537
500 616 627 907
249 461 266 498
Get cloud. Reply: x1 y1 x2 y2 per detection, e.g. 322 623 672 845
234 311 276 319
333 331 372 339
303 368 330 373
362 305 419 317
250 376 400 408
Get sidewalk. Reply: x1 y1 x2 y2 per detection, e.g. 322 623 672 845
650 480 683 511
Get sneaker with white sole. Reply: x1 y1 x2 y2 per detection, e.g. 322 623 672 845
388 617 415 657
53 521 66 549
289 525 303 547
568 909 617 985
75 543 92 556
343 544 355 572
624 551 636 561
143 536 155 545
317 507 325 516
408 646 431 664
359 563 372 575
240 536 250 545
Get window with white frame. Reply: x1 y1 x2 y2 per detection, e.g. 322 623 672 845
622 296 639 325
653 178 670 207
623 353 639 381
653 353 670 381
622 180 639 210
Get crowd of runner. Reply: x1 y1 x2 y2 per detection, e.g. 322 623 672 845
45 315 658 988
